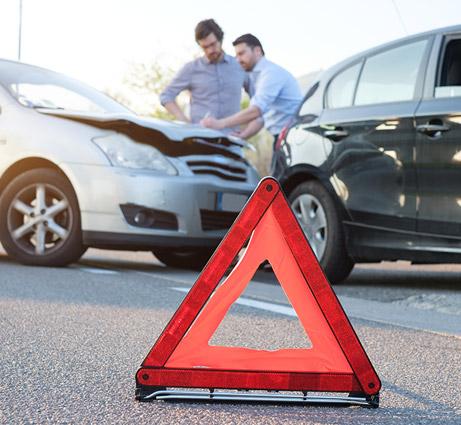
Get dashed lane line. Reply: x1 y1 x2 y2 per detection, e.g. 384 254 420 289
171 286 296 317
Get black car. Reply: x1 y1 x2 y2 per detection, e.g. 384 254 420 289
273 24 461 284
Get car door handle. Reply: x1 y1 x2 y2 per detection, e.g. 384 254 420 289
323 129 349 141
416 123 450 136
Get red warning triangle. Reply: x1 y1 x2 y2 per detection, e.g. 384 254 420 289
136 178 380 399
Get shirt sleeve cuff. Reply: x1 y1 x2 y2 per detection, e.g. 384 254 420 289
159 92 174 106
250 97 268 115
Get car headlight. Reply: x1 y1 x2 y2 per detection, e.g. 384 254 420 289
92 133 177 175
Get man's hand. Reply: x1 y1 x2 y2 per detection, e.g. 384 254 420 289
200 116 225 130
201 106 262 132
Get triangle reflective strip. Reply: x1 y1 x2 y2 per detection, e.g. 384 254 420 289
165 205 351 373
137 178 381 395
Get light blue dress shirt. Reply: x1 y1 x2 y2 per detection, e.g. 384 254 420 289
249 57 302 135
160 53 246 132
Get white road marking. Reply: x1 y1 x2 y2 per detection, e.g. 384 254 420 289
172 286 296 317
137 271 193 285
139 271 461 338
340 295 460 339
79 267 119 275
170 287 460 339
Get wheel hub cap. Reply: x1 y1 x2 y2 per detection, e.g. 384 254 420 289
291 193 327 260
7 183 72 256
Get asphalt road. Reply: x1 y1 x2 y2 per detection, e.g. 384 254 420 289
0 248 460 424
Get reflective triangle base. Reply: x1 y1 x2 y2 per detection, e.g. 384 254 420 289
136 387 380 408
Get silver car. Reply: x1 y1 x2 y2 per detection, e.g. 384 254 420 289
0 59 259 268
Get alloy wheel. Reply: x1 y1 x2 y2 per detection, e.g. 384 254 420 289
291 193 327 260
7 183 73 256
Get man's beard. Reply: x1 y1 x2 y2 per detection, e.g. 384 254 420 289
208 51 222 63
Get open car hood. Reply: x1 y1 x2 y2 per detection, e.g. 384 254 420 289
38 109 248 148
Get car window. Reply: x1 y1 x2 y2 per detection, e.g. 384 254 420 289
0 62 130 114
11 83 106 113
435 38 461 98
326 62 361 109
355 39 428 106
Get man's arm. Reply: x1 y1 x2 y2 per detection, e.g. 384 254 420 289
236 117 264 139
163 101 189 122
159 63 191 122
202 66 283 131
201 105 261 130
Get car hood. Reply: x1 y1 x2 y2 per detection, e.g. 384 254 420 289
38 109 249 161
38 109 248 160
40 109 244 141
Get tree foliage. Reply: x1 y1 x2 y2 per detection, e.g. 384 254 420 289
105 61 180 119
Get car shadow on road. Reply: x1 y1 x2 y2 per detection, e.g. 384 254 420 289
347 265 461 289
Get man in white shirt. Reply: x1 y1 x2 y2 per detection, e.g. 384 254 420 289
201 33 302 145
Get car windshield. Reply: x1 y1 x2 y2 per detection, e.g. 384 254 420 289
0 61 130 114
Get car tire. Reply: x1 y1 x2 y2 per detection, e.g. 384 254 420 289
288 180 354 284
153 248 215 270
0 168 86 266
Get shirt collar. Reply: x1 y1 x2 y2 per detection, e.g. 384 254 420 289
252 56 268 73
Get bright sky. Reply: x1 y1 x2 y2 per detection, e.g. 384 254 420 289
0 0 460 93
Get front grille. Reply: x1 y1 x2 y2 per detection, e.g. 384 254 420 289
187 160 247 182
200 209 239 231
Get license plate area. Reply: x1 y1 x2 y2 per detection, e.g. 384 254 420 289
215 192 248 212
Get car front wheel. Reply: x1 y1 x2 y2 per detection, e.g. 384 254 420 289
0 168 85 266
288 180 354 284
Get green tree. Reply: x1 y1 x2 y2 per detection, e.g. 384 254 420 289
105 61 180 119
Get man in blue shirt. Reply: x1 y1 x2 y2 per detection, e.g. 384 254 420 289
201 33 302 145
160 20 246 133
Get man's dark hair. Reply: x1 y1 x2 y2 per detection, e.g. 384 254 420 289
232 33 265 55
195 19 224 43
